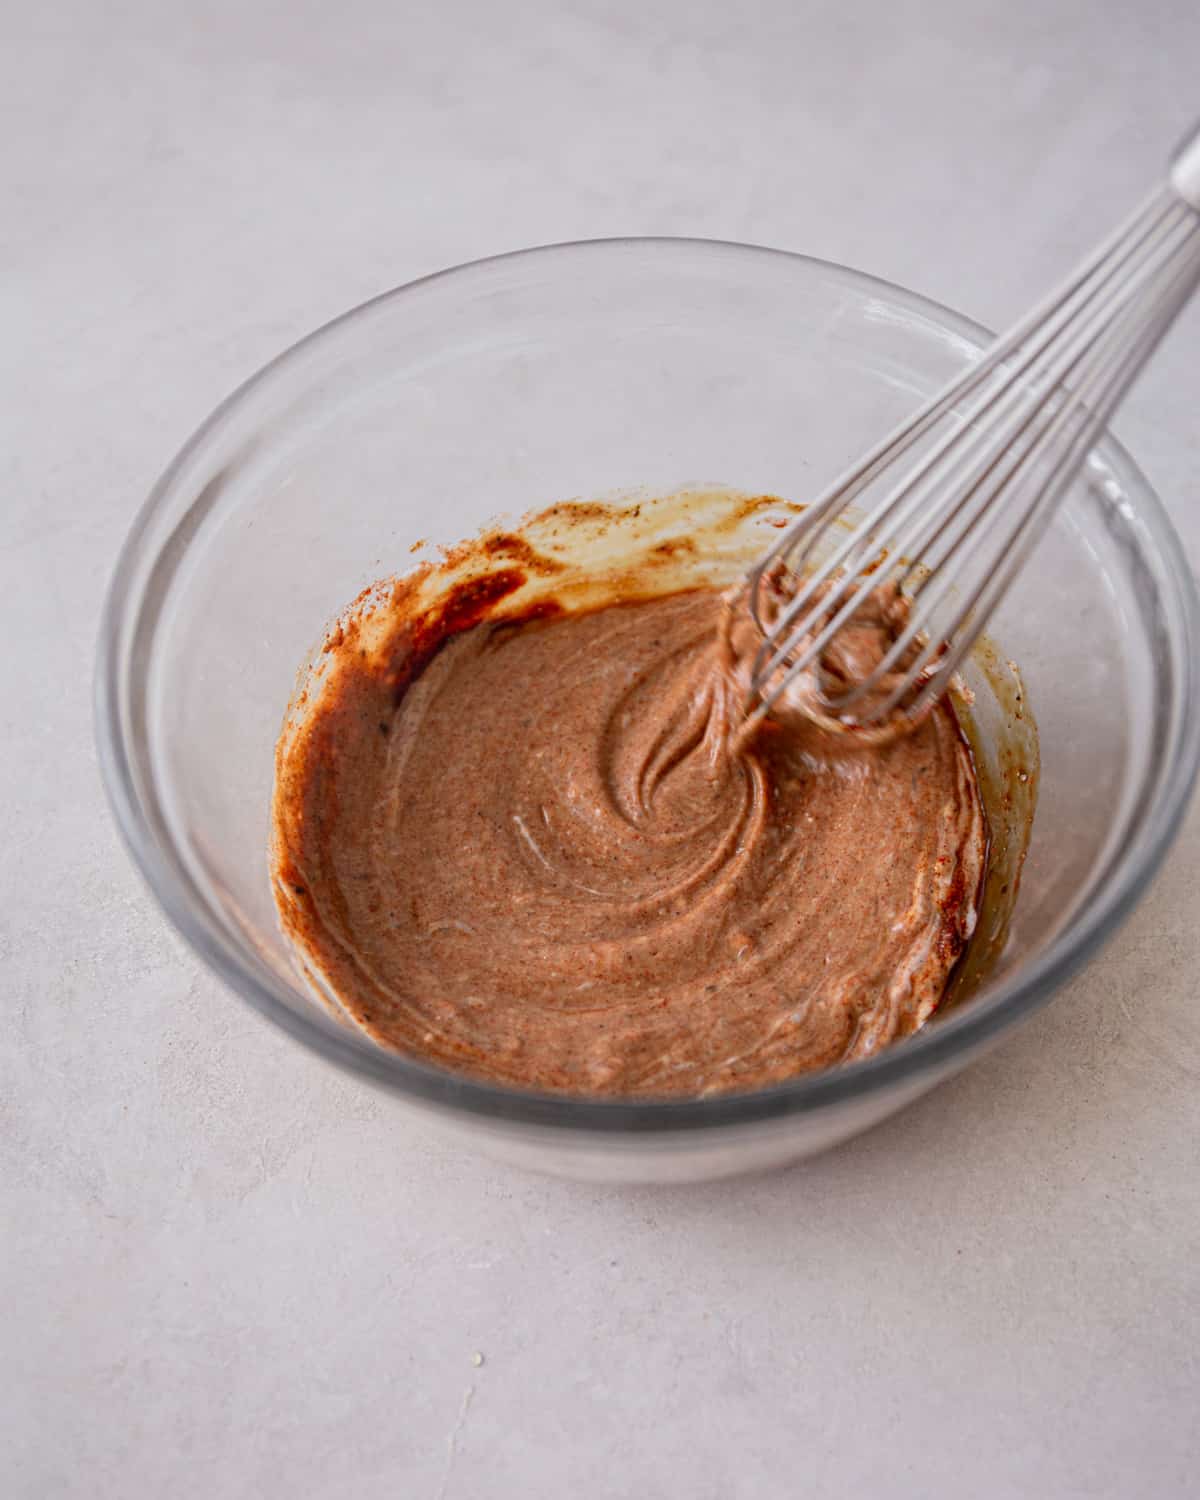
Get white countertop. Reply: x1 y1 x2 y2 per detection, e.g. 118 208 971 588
5 2 1199 1495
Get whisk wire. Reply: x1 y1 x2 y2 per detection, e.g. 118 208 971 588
860 214 1200 721
747 185 1171 623
746 188 1182 700
745 150 1200 735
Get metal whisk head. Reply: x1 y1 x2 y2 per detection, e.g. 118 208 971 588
745 123 1200 739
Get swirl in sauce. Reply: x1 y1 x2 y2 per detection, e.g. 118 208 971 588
272 580 986 1097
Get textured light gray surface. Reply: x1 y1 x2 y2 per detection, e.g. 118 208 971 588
3 1 1199 1495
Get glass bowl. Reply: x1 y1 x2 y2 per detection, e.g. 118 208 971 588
96 239 1200 1182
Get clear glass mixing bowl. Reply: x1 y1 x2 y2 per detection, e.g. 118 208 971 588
96 239 1200 1182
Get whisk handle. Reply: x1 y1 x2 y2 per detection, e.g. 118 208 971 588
1169 119 1200 210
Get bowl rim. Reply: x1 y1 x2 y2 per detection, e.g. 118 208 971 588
94 235 1200 1134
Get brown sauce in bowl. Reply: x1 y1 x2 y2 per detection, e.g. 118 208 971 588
271 491 998 1098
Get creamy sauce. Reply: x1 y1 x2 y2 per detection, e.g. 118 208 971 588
272 582 987 1097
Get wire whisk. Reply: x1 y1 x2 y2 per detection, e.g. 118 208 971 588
743 122 1200 740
